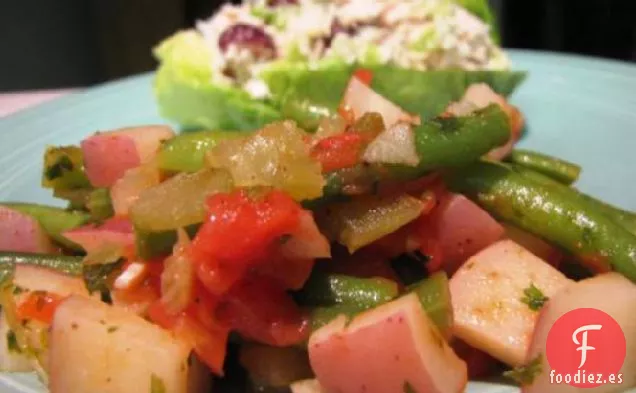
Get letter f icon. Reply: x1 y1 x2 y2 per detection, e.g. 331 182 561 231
572 324 603 369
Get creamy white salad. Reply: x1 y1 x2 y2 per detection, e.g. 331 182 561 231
195 0 511 98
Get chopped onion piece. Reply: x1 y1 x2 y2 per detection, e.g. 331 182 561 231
445 101 479 117
130 169 233 233
342 76 420 129
110 162 161 217
313 114 347 145
160 229 195 315
206 121 324 201
462 83 508 109
362 123 419 167
112 262 150 291
280 211 331 260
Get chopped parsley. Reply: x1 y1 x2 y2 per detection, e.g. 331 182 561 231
150 373 166 393
520 283 548 311
12 286 25 295
403 381 417 393
6 331 20 353
503 354 543 386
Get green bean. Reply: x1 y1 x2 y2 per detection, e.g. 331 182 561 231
158 130 245 173
408 272 452 337
316 105 511 201
1 203 90 250
411 105 511 171
0 252 125 295
446 162 636 281
158 105 510 203
507 149 581 185
0 252 83 286
296 273 399 308
309 273 453 334
509 164 636 236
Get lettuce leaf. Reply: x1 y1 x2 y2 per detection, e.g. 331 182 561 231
260 62 526 129
153 31 281 131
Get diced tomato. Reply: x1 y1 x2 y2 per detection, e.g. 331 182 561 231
353 68 374 85
251 212 326 290
195 261 245 297
147 300 179 330
145 259 165 287
186 283 222 330
193 190 302 265
148 298 229 375
311 133 365 173
151 189 321 372
174 313 228 376
191 190 303 295
16 291 64 325
217 277 309 347
255 257 315 291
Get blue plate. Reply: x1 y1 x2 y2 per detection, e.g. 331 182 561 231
1 50 635 392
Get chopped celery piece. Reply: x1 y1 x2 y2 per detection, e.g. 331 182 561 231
317 194 424 252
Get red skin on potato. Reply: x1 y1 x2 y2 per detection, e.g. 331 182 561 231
309 294 467 393
0 206 55 253
63 217 134 254
421 193 505 274
81 134 141 188
81 126 174 188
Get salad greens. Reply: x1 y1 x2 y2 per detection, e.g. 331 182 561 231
153 31 282 131
152 0 520 132
262 63 526 129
